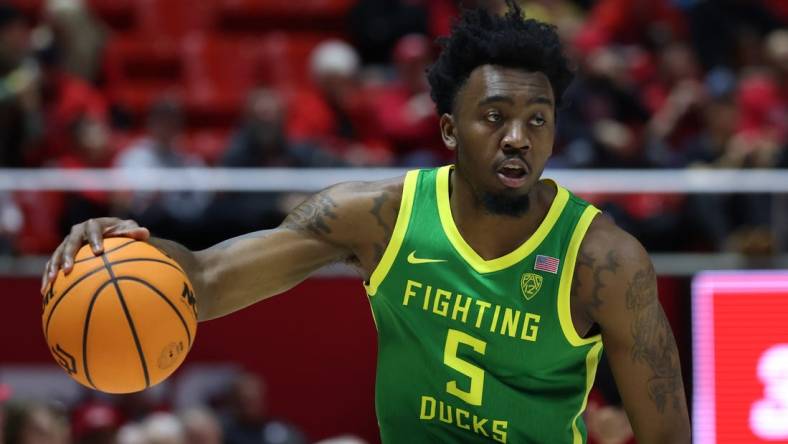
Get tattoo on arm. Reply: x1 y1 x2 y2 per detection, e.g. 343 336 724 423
574 250 619 311
626 264 682 414
281 193 339 236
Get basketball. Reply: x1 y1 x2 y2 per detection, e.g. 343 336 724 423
41 238 198 394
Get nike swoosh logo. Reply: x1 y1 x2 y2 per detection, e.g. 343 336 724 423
407 251 448 264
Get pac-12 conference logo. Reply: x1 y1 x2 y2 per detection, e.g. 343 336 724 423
521 273 543 301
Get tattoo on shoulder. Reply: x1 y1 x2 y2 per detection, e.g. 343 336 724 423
574 249 619 311
626 264 683 414
282 192 339 236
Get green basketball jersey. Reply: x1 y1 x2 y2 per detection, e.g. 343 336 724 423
364 165 604 444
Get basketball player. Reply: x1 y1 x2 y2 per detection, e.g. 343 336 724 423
43 3 691 442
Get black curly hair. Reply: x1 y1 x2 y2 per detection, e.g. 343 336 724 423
427 0 574 116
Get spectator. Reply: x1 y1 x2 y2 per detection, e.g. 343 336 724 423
114 98 212 246
373 34 445 166
643 42 705 167
115 424 145 444
210 88 340 242
0 3 39 167
553 46 651 168
286 40 392 166
180 407 223 444
43 0 107 84
57 116 115 234
0 191 23 253
3 401 70 444
71 402 121 444
25 26 109 164
219 372 306 444
223 88 343 168
142 413 184 444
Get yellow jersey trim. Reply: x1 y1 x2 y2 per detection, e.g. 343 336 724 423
571 341 604 444
435 165 569 274
364 170 419 296
557 205 602 347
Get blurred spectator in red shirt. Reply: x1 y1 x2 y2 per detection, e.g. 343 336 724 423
735 71 786 157
71 402 121 444
374 34 445 166
28 28 109 164
642 42 705 165
287 40 392 166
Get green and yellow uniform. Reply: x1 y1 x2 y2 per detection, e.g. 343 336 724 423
365 165 603 443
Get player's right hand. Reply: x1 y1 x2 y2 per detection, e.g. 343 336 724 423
42 217 150 292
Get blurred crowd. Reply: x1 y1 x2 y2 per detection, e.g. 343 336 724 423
0 0 786 255
0 370 369 444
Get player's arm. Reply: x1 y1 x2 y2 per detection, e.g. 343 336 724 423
574 217 691 444
43 180 402 321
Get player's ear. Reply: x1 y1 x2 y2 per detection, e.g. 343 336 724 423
440 114 457 151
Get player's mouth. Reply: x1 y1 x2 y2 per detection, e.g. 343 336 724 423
496 159 529 188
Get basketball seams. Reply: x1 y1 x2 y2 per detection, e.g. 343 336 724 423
82 279 116 390
45 258 189 339
45 265 109 340
46 242 195 393
101 254 151 389
74 239 137 264
107 245 188 277
114 277 194 347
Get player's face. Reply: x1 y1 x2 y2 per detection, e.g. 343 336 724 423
441 65 555 215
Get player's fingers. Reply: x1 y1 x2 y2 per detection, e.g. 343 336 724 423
41 259 51 294
106 221 150 240
118 226 150 240
48 243 65 282
61 225 86 273
85 219 104 255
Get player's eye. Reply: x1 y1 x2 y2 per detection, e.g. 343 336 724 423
486 111 502 123
530 115 546 127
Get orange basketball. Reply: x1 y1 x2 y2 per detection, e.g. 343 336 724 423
41 238 198 394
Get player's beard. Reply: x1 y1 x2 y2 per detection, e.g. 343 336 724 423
480 191 530 217
455 151 531 217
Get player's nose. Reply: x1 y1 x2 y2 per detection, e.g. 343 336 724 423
501 120 530 152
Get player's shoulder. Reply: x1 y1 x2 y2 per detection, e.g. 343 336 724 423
324 175 405 217
580 212 651 273
573 212 656 315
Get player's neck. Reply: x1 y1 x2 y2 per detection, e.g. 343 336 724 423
449 170 552 261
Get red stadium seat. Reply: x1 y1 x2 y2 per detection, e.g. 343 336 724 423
256 32 335 88
216 0 353 32
103 36 184 119
86 0 135 31
181 34 258 128
136 0 215 39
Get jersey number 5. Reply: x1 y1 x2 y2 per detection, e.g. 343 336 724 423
443 329 487 406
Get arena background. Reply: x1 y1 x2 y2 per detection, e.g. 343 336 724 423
0 0 787 443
